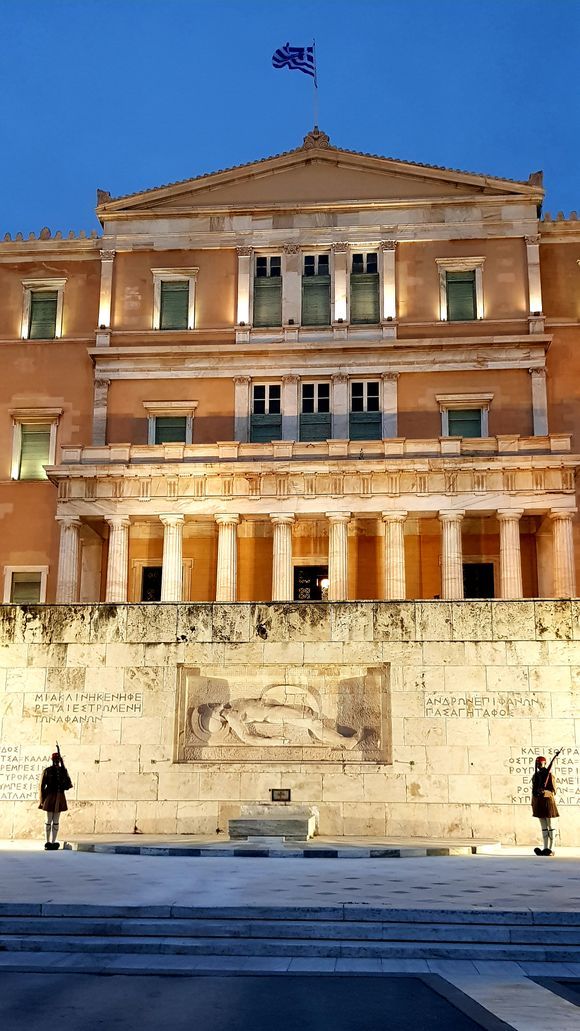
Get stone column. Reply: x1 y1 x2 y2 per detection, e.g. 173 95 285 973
529 368 549 436
98 249 115 330
281 375 299 440
331 243 348 323
282 244 301 325
56 516 82 603
92 376 110 446
160 515 184 602
215 514 239 602
234 376 251 443
236 247 252 326
497 509 524 599
271 514 294 601
525 235 542 316
380 241 397 321
382 511 407 599
326 512 350 601
105 516 130 603
439 510 465 599
550 509 577 598
331 374 349 440
381 372 399 438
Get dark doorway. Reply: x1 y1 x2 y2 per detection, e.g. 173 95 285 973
463 562 495 598
141 566 162 601
293 564 328 601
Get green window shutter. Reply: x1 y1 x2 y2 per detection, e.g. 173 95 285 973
250 414 283 442
447 409 482 438
446 271 476 321
349 412 382 441
160 281 189 330
19 424 51 479
302 276 330 326
350 273 379 324
299 413 332 441
253 278 282 327
29 291 58 339
11 571 42 604
154 416 187 444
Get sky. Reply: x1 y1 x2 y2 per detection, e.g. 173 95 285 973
0 0 579 236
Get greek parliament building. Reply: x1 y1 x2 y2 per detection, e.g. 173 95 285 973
0 129 579 843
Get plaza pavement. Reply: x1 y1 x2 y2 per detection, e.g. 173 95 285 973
0 843 579 1030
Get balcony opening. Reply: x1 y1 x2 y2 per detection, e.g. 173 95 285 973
293 564 329 601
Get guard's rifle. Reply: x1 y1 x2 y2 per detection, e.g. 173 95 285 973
545 748 562 776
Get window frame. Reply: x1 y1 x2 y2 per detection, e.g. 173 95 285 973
10 407 62 480
21 278 66 340
436 257 485 322
151 268 198 331
251 383 281 415
3 565 48 603
252 253 283 327
351 252 378 275
142 401 198 445
436 393 494 437
350 380 381 413
301 381 330 414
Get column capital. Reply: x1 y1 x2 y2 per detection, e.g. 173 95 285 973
330 241 349 253
233 375 251 386
380 240 398 251
99 248 116 261
282 374 299 385
105 515 131 529
525 235 540 247
215 513 240 526
56 516 82 528
236 246 252 257
331 373 348 384
270 513 295 526
438 509 465 523
283 243 300 254
381 511 408 524
528 367 546 378
549 508 577 522
497 509 524 521
94 375 110 388
325 511 351 524
382 371 399 382
160 514 185 527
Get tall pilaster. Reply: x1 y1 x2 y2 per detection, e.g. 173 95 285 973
98 249 115 331
331 374 349 440
382 511 407 599
550 509 577 598
215 514 239 602
105 516 131 603
55 517 82 603
236 247 252 326
497 509 524 599
529 368 549 436
271 514 295 601
233 376 251 443
381 372 399 438
439 510 465 599
326 512 350 601
92 376 110 446
525 235 542 316
281 375 299 440
160 515 184 602
282 243 301 325
380 240 397 322
331 242 349 323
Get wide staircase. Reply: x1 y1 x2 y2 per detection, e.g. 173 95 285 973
0 904 578 972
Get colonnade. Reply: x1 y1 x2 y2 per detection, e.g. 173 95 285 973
54 508 578 603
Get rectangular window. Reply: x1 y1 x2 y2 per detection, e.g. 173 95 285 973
300 382 331 441
154 416 188 444
253 256 282 327
302 254 331 326
10 571 42 604
29 291 58 339
446 270 476 322
18 424 51 479
447 409 482 438
251 384 282 442
159 280 189 330
350 381 381 440
350 253 379 324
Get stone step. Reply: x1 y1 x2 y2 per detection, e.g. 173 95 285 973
0 916 579 945
0 934 579 962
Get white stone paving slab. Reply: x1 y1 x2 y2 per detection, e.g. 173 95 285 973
447 975 580 1031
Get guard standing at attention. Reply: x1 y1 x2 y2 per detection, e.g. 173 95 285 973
39 748 73 851
531 750 561 856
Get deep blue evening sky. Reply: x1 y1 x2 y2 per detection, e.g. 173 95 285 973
0 0 578 235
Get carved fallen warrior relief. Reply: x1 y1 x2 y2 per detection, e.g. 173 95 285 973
176 664 390 763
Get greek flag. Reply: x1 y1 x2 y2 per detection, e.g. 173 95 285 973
272 43 316 80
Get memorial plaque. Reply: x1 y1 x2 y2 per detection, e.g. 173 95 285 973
176 664 390 764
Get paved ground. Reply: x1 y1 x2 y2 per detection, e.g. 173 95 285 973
0 972 516 1031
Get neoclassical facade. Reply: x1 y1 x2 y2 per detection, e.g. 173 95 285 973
1 129 580 606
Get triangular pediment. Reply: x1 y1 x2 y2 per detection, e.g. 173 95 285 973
97 131 542 218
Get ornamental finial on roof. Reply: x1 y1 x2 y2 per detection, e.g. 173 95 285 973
302 126 330 149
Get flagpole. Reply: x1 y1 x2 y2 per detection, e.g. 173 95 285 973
312 38 318 128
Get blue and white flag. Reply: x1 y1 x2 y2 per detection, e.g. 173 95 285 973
272 43 316 80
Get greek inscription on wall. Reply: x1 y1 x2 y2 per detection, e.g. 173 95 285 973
424 694 548 719
507 747 580 807
0 745 46 801
24 692 144 726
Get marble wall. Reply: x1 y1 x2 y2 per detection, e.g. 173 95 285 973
0 602 578 843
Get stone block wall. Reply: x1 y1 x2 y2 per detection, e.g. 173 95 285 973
0 602 578 843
